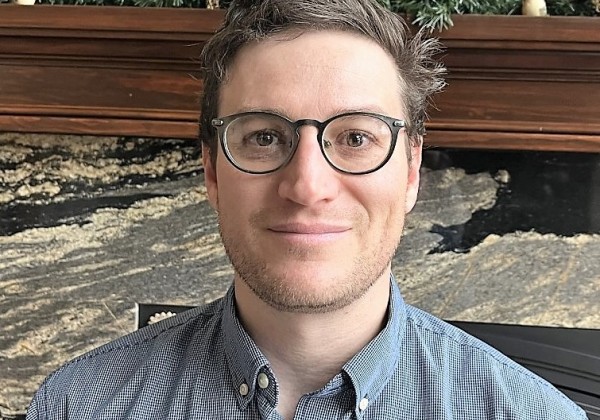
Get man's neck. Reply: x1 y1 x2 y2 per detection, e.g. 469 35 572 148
234 274 391 417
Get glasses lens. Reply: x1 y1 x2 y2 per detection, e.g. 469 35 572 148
223 113 295 173
322 115 393 173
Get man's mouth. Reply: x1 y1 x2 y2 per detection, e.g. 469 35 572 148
268 222 351 235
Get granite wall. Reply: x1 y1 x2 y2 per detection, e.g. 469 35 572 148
1 133 598 416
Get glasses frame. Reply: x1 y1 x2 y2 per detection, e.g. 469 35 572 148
211 111 406 175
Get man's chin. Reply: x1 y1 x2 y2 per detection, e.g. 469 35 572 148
241 269 372 314
264 265 348 290
253 287 359 314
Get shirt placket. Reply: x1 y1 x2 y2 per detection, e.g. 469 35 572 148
253 369 281 420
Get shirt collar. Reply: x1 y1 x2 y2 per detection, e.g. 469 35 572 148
342 275 406 417
222 286 274 410
222 275 406 414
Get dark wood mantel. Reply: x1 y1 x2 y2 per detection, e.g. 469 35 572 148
427 15 600 152
0 6 599 152
0 5 219 139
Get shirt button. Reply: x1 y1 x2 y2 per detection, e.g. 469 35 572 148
257 372 270 389
239 383 249 396
359 398 369 411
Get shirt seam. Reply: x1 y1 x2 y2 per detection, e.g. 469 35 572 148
46 310 214 383
406 315 585 415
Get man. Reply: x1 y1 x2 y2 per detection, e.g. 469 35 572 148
27 0 586 419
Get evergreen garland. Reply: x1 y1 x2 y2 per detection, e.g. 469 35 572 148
34 0 600 28
378 0 598 31
546 0 599 16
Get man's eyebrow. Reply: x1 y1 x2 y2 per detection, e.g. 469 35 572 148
232 105 396 120
328 105 391 116
233 106 292 118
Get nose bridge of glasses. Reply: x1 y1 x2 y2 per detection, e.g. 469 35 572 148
293 119 325 140
287 119 331 170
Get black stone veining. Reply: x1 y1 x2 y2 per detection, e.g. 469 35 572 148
0 137 202 237
0 194 169 236
1 135 599 419
424 150 600 253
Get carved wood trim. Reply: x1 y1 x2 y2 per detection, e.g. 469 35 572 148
428 14 600 151
0 7 598 151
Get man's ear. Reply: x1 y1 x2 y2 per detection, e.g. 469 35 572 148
405 139 422 214
202 143 219 211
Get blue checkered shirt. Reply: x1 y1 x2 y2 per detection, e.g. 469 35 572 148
27 278 586 419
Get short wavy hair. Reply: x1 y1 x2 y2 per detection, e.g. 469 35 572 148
199 0 446 166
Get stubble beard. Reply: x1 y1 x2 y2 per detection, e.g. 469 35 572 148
218 212 403 314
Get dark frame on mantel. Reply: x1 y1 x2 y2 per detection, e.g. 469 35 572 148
0 6 599 152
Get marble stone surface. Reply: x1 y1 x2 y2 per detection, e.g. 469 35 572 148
1 133 599 416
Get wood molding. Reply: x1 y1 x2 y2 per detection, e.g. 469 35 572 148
0 5 223 37
436 15 600 44
0 5 218 139
425 130 600 153
0 7 599 151
427 14 600 151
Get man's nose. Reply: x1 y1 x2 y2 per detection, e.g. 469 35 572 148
277 126 340 206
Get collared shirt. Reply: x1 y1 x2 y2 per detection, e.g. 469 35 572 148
27 278 586 419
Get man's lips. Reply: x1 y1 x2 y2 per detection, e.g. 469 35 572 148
267 223 351 234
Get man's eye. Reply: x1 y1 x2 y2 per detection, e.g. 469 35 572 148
256 132 275 146
246 130 279 146
342 131 372 147
347 133 365 147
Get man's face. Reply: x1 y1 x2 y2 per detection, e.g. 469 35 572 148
204 30 421 313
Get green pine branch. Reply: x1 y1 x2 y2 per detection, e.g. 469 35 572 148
378 0 597 31
34 0 600 23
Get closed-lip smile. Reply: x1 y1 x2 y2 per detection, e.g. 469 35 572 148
268 223 351 235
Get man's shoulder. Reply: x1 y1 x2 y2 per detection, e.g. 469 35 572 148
42 297 226 392
402 304 537 379
399 304 586 418
26 297 233 419
403 304 509 354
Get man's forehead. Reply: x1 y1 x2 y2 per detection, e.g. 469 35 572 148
219 30 404 118
238 28 391 61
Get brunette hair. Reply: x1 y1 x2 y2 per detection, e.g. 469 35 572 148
199 0 446 165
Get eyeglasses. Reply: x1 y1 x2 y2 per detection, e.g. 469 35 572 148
211 111 405 175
